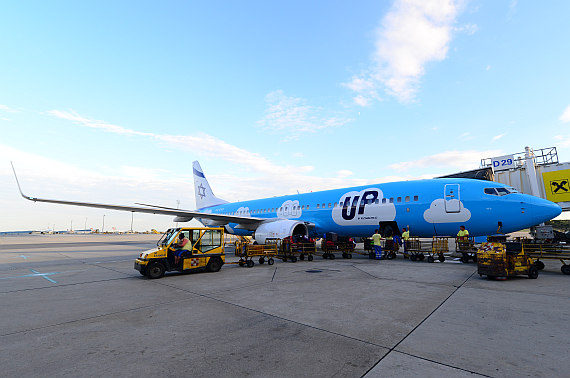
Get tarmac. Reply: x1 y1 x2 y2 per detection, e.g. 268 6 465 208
1 234 569 377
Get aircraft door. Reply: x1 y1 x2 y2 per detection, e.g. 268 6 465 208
444 184 461 213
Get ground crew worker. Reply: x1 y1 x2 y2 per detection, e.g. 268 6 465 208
173 233 190 265
457 225 469 241
401 227 409 253
372 229 383 260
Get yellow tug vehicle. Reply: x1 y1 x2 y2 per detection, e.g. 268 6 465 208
477 240 538 280
135 227 225 279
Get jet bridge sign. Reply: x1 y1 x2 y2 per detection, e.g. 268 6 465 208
542 169 570 203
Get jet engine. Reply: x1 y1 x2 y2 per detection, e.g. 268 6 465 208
253 220 308 244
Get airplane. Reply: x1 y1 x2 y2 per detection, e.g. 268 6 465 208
12 161 562 243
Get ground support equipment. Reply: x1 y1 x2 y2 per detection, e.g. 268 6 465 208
477 241 539 279
234 241 278 267
267 238 316 263
427 237 448 263
403 238 428 261
456 237 477 263
320 232 356 259
517 241 570 275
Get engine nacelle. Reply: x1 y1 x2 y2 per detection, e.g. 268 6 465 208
254 220 308 244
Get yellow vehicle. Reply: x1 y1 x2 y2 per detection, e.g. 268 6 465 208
135 227 225 279
477 241 539 280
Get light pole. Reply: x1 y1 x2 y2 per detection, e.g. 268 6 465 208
130 212 134 233
176 200 180 227
102 215 105 233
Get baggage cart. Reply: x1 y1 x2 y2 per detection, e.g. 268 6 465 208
456 237 477 263
320 232 355 259
517 240 570 275
234 240 278 267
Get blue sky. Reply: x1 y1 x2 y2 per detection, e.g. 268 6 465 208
1 0 569 231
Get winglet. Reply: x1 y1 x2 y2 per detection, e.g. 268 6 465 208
10 162 35 201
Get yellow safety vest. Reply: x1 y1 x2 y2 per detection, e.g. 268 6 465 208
372 234 382 246
402 231 410 240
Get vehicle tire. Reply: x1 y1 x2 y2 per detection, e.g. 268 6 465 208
427 256 435 263
472 254 477 262
347 253 352 259
268 258 275 265
561 265 570 275
460 255 469 263
438 254 446 263
259 257 265 264
207 257 223 272
323 253 328 259
300 254 305 261
419 254 425 261
147 262 165 279
291 256 297 263
410 255 417 262
534 260 545 270
239 259 245 267
308 255 314 261
528 266 538 279
246 260 254 268
330 254 335 260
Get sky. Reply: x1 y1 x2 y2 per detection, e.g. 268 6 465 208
1 0 569 232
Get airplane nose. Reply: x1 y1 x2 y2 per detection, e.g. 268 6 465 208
530 198 562 223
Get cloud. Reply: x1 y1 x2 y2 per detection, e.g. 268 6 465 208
256 90 352 140
423 198 471 223
389 149 503 171
0 105 19 113
344 0 467 104
554 135 570 148
492 133 506 142
560 105 570 123
337 169 353 178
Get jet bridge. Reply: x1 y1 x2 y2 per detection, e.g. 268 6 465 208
480 147 569 212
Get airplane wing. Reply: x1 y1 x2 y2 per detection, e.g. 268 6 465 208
11 163 264 227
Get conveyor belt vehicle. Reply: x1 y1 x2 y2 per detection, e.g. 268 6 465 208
135 227 225 279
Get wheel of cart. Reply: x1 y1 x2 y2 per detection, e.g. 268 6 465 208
456 237 477 263
235 240 278 267
405 238 425 262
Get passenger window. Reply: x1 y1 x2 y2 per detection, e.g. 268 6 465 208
375 199 379 204
322 203 325 208
317 204 320 209
382 198 386 204
397 197 402 203
414 195 419 201
328 203 331 208
389 198 394 203
340 202 343 207
306 205 310 209
405 196 410 202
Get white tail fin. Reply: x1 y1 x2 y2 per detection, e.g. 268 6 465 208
193 161 228 209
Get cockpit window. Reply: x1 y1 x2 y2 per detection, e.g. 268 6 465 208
496 187 510 195
485 187 516 196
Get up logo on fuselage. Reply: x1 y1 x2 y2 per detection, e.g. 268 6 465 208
332 188 396 226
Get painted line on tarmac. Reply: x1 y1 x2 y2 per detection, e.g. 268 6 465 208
0 268 85 284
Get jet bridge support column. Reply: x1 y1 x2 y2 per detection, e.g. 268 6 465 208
524 146 541 198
